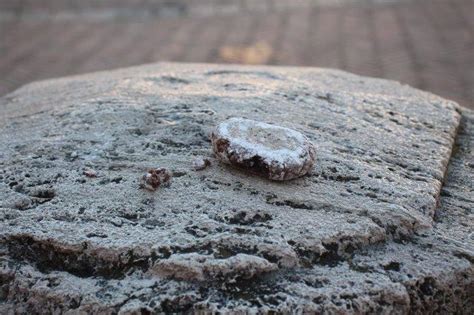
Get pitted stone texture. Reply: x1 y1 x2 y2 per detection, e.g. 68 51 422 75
0 63 471 313
211 117 316 180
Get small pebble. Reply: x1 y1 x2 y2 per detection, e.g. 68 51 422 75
83 169 97 178
109 217 123 227
192 157 211 171
141 168 172 191
211 117 316 180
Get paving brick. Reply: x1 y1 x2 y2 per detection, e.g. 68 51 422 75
0 0 472 109
151 17 202 62
0 20 52 71
342 6 381 78
182 16 230 63
424 0 473 102
305 7 343 69
277 9 311 66
7 22 90 83
138 20 182 64
249 11 281 56
373 6 418 86
77 22 146 73
173 17 215 62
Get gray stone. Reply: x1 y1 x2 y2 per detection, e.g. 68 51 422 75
192 157 211 171
0 63 472 314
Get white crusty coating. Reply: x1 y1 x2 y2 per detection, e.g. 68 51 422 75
212 117 316 180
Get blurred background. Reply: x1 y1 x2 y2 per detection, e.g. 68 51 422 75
0 0 472 108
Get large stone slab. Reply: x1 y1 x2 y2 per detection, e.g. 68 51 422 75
0 63 471 313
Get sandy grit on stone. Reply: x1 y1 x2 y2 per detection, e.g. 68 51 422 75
211 117 316 180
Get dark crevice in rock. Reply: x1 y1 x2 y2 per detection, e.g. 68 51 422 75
347 261 375 274
268 199 314 210
214 209 272 226
365 215 413 244
453 251 474 264
265 194 313 210
145 76 190 85
217 273 283 305
319 243 344 267
396 272 473 314
294 242 345 268
232 154 271 179
293 235 397 271
0 272 14 302
159 297 195 313
4 235 150 279
320 173 361 182
383 261 401 272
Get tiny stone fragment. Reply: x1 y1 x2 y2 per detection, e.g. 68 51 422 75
211 117 316 180
141 168 172 191
192 157 211 171
83 169 97 178
13 197 33 210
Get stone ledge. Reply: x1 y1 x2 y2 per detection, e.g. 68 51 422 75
0 62 472 313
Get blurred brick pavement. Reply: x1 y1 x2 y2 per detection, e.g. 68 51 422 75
0 0 473 108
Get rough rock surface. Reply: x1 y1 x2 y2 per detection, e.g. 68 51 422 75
0 62 472 314
211 117 316 180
